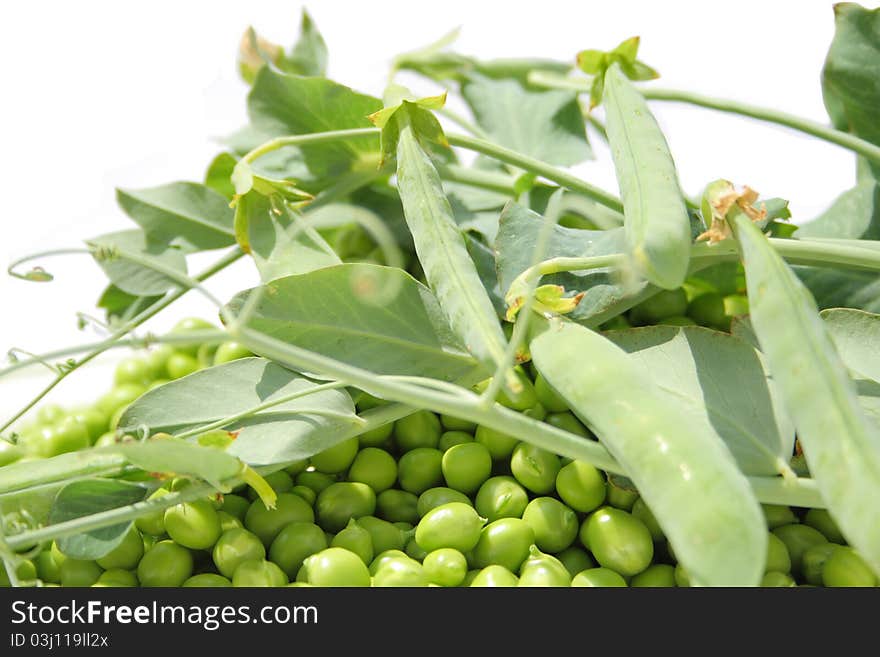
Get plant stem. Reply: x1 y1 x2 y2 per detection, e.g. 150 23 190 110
7 248 92 282
0 248 243 434
436 107 491 141
769 238 880 271
528 71 880 166
241 128 379 164
446 133 623 212
437 164 516 195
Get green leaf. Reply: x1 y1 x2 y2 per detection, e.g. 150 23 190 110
284 9 328 77
465 234 505 317
108 438 243 490
822 3 880 172
461 74 592 167
368 88 449 165
87 230 186 296
248 69 382 178
531 318 766 586
118 358 359 467
226 265 480 381
242 192 340 282
116 182 235 252
495 203 641 323
96 284 162 325
734 212 880 577
49 479 148 559
821 308 880 383
605 326 794 475
204 152 238 200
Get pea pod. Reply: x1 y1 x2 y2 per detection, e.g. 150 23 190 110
394 108 507 371
530 318 765 586
732 212 880 576
603 62 690 289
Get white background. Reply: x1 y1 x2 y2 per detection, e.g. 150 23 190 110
0 0 872 419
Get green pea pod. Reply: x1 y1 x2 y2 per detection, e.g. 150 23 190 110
395 110 507 371
733 212 880 576
530 318 765 586
603 62 690 289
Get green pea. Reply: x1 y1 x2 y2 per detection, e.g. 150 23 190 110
471 517 534 572
295 471 337 494
169 318 216 357
762 504 799 530
375 489 420 524
213 528 266 578
183 573 232 587
316 482 376 533
723 293 749 318
630 289 689 326
357 422 394 448
802 542 839 586
348 447 398 493
0 560 36 587
470 565 518 587
70 408 110 443
544 412 591 438
232 559 288 587
96 527 144 571
397 447 443 494
555 461 606 513
581 507 654 577
631 498 664 542
571 567 628 587
687 292 729 329
556 546 595 577
290 485 317 506
423 548 467 587
474 476 528 523
300 548 371 586
521 497 578 553
416 487 472 518
631 564 676 587
605 476 639 511
440 415 477 432
220 493 251 522
245 493 315 546
137 541 192 587
765 532 792 574
441 442 492 494
93 569 139 587
34 551 62 584
213 341 253 365
310 437 359 474
369 550 411 576
673 563 690 588
331 519 374 565
135 488 170 536
534 374 569 413
474 425 519 460
804 508 845 544
36 404 66 426
438 430 473 451
27 418 90 458
822 546 877 587
510 442 560 494
166 352 200 380
358 516 407 554
772 524 828 574
761 572 796 587
491 368 539 412
164 499 222 550
394 410 441 452
415 502 485 553
372 557 429 587
283 459 309 477
518 546 571 587
95 383 145 416
0 440 23 467
656 315 697 326
269 522 328 579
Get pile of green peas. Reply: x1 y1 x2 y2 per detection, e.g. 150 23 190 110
3 341 876 587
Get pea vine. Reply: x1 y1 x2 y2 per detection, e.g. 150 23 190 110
3 5 880 586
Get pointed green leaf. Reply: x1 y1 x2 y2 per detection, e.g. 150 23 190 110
96 285 162 325
576 49 606 75
531 318 766 585
118 358 359 467
116 182 235 252
462 75 591 167
734 212 880 576
204 152 238 200
821 308 880 383
284 9 328 77
605 326 794 475
226 265 480 381
49 479 148 559
248 69 381 178
611 36 641 63
87 230 186 296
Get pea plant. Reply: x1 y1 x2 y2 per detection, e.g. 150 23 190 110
2 4 880 587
